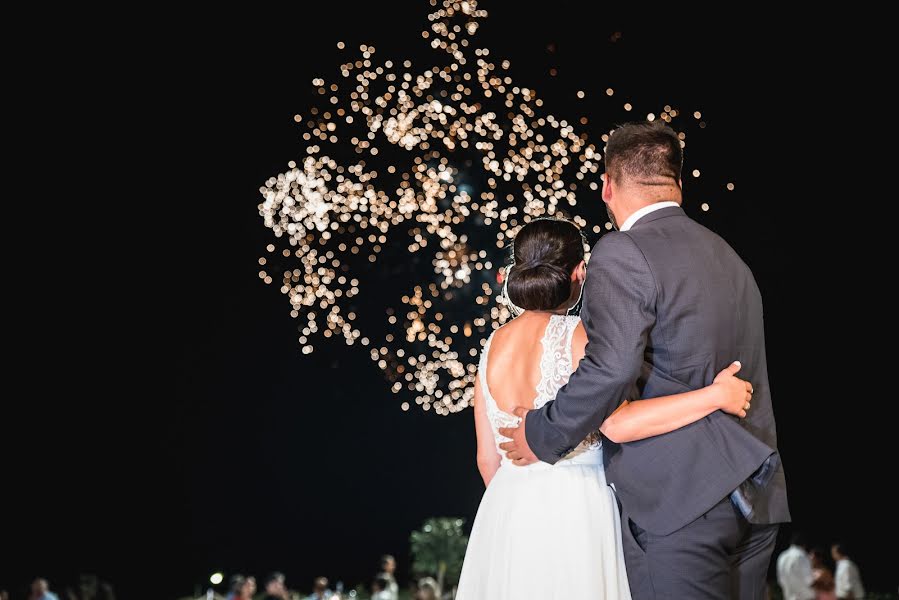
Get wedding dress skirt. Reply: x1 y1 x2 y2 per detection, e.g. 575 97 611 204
456 447 632 599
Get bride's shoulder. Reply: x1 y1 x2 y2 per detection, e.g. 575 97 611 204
569 316 586 339
492 314 527 336
569 317 587 362
483 316 528 355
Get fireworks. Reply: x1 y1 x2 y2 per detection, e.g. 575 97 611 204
258 0 719 415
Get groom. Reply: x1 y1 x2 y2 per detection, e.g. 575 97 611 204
499 122 789 599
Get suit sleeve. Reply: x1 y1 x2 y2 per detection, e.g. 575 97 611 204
525 232 657 463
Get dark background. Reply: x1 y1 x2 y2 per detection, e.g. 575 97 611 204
4 3 891 599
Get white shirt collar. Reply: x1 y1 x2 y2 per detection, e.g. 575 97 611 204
619 201 680 232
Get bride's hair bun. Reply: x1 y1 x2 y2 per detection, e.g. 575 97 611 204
506 219 585 311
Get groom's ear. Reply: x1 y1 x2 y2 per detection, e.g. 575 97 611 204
601 173 612 203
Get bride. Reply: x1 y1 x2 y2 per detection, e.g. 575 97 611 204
455 218 753 599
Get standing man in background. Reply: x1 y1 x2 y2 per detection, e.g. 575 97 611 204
832 544 865 600
777 532 815 600
377 555 399 600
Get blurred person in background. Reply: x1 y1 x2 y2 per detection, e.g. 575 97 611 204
376 555 398 600
306 577 331 600
237 577 256 600
59 576 115 600
1 588 9 600
777 532 815 600
810 547 836 600
413 578 438 600
832 543 865 600
29 578 59 600
97 582 114 600
262 573 288 600
77 574 98 600
225 576 245 600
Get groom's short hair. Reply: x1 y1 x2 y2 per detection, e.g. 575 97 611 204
604 121 683 184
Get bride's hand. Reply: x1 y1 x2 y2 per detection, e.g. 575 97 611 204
711 361 753 418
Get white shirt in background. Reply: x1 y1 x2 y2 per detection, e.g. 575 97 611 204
835 557 865 599
776 545 816 600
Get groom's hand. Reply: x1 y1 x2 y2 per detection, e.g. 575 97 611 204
498 407 538 466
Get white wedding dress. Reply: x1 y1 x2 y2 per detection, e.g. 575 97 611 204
456 314 632 600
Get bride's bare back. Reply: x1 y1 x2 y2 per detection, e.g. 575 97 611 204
485 311 587 415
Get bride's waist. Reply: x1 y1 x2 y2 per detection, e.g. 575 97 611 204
500 443 603 471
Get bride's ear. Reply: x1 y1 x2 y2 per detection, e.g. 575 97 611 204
575 260 586 283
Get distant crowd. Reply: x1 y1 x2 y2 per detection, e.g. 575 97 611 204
1 576 114 600
219 555 444 600
2 556 449 600
776 535 866 600
5 543 875 600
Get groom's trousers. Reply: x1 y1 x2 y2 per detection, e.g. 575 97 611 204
620 495 779 600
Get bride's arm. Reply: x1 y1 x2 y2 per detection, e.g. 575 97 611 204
599 361 751 443
473 378 502 486
567 323 752 444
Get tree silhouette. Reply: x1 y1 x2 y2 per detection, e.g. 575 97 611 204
409 517 469 596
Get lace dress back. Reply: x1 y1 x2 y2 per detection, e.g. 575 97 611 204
478 314 601 468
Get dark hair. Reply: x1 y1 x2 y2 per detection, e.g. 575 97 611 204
790 531 809 548
264 572 285 587
832 542 849 557
604 121 683 184
810 546 830 563
229 575 245 593
380 554 395 567
507 218 584 311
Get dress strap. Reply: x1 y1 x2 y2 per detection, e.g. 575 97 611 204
535 315 574 410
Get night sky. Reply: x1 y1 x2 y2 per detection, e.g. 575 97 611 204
4 3 891 599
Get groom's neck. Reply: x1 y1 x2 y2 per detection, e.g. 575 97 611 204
616 188 682 224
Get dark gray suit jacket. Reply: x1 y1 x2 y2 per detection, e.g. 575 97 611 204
525 206 789 535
